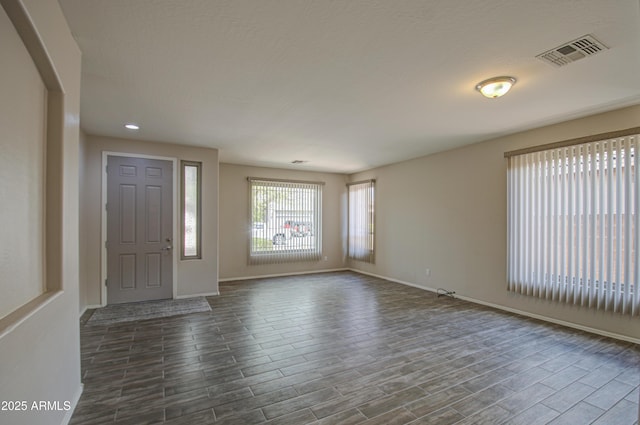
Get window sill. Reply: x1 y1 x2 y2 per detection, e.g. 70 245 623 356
0 290 63 339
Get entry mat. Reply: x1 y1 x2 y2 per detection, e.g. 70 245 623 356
86 297 212 326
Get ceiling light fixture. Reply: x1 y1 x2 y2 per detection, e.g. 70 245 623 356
124 123 140 130
475 76 516 99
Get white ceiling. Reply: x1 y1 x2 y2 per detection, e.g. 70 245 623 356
58 0 640 173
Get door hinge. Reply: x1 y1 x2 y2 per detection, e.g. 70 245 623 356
105 240 108 248
105 279 108 287
105 165 109 173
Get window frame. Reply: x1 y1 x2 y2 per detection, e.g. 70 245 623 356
347 179 376 263
180 160 202 260
506 128 640 316
248 177 323 264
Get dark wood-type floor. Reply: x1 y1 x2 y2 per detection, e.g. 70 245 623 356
72 271 640 425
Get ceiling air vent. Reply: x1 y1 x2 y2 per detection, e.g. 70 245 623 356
536 35 608 67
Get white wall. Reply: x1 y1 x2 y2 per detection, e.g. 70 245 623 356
349 105 640 342
219 163 347 279
79 135 219 310
0 0 82 424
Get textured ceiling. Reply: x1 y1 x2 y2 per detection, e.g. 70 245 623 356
58 0 640 173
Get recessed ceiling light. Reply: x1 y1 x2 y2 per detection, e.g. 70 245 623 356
475 76 516 99
124 123 140 130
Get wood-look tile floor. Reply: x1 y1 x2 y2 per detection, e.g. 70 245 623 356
72 271 640 425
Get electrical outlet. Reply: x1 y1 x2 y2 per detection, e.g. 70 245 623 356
323 256 328 261
425 268 431 277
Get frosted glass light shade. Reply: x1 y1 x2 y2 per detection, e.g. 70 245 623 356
475 77 516 98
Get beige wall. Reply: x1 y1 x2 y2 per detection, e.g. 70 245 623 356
219 163 347 279
350 105 640 341
0 0 82 424
0 1 46 319
80 135 219 310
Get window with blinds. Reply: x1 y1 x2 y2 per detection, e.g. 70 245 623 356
248 178 323 264
507 132 640 316
348 180 375 263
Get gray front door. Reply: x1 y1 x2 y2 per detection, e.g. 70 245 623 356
106 156 173 304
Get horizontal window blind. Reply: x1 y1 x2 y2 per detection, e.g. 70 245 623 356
507 133 640 316
348 180 375 263
248 178 322 265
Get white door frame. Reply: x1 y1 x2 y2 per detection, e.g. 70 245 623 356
100 151 179 306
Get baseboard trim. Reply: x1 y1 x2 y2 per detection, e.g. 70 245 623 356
175 292 220 299
453 293 640 345
349 269 640 345
348 269 440 294
219 268 349 283
61 383 83 425
79 304 102 317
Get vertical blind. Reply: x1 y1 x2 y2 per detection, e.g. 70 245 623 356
348 180 375 263
507 134 640 316
248 178 323 265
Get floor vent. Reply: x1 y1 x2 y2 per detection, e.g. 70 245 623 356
536 34 608 67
